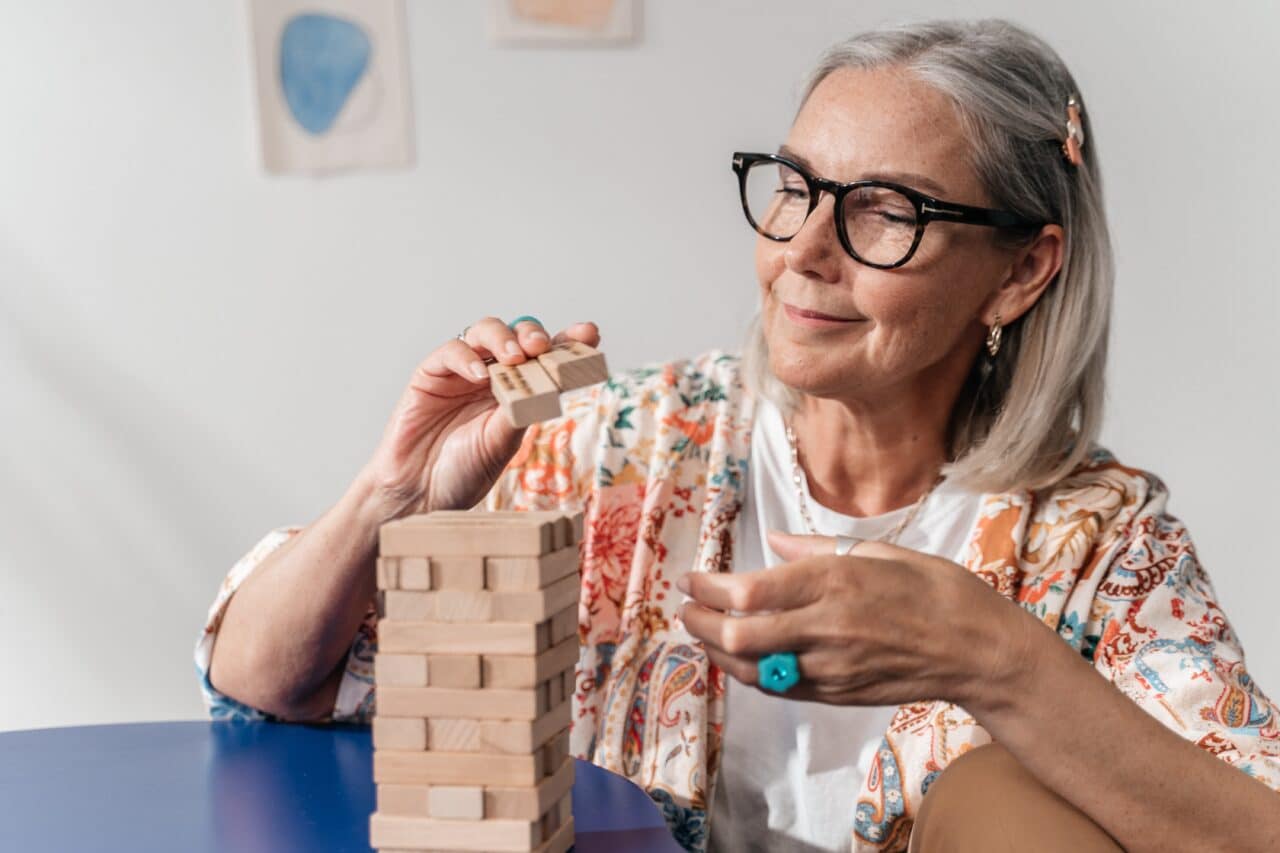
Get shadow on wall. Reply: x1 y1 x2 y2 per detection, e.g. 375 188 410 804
0 233 287 724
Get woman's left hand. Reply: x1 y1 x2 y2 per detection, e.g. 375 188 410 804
677 529 1045 710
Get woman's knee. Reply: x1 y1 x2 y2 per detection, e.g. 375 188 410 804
908 742 1124 853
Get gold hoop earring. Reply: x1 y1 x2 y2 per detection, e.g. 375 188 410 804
986 313 1003 357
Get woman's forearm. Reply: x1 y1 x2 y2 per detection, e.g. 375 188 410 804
208 468 390 719
971 616 1280 853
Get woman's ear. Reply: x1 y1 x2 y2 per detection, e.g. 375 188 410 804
984 223 1064 324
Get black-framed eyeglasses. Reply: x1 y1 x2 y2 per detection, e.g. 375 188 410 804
732 151 1047 269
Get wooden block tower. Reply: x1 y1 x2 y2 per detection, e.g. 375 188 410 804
371 509 584 853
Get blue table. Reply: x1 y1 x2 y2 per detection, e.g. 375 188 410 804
0 721 683 852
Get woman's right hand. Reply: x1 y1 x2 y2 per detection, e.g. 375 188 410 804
360 317 601 523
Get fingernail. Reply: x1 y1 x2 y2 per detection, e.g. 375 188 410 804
469 362 488 379
529 330 549 343
676 575 691 593
504 341 522 357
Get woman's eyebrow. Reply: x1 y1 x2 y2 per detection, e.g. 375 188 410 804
776 144 950 197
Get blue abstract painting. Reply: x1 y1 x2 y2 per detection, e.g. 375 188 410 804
278 13 371 135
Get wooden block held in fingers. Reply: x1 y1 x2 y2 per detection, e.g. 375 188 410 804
427 718 481 752
485 546 579 592
380 620 550 655
484 756 575 821
377 783 431 817
376 557 399 590
399 556 431 590
369 812 538 851
374 748 544 787
431 556 486 591
428 785 484 820
375 653 428 687
482 635 578 689
372 717 426 751
489 359 562 428
426 654 481 688
536 340 608 392
378 686 543 720
479 699 571 754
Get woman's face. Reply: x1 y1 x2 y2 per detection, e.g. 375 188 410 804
757 66 1025 402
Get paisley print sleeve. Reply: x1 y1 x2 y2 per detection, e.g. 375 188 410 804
1085 494 1280 792
194 525 378 725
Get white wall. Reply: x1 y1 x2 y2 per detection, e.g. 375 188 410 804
2 0 1276 731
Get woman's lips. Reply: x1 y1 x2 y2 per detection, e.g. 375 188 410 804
783 303 864 327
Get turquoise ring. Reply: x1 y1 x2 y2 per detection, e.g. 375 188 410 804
507 315 543 330
757 651 801 693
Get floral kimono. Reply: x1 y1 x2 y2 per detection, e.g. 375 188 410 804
196 349 1280 852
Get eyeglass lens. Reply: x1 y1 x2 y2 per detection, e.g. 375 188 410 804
742 160 919 265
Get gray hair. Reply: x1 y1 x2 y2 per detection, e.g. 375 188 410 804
741 17 1113 494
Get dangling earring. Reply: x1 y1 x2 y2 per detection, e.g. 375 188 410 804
986 313 1003 357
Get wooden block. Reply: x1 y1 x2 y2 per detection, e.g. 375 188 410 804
568 512 584 544
428 509 572 552
374 748 544 787
378 818 575 853
399 556 431 590
561 668 574 701
536 341 608 392
376 557 400 590
423 589 492 622
377 783 430 817
428 786 484 820
548 671 564 708
375 654 428 688
381 516 552 558
370 812 537 852
378 686 543 720
431 556 486 591
427 718 481 752
549 604 578 645
540 800 562 840
372 717 426 751
488 359 562 429
556 793 572 824
383 590 434 621
541 728 571 775
485 546 579 592
426 654 481 689
482 635 578 689
484 756 575 821
536 815 574 853
380 620 550 655
479 700 571 754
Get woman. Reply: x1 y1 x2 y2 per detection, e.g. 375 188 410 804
196 18 1280 853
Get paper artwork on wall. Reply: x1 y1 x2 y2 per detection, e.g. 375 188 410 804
490 0 640 46
247 0 414 175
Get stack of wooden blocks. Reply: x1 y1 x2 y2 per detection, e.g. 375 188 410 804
370 510 584 853
488 340 608 427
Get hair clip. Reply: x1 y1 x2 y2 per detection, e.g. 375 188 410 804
1062 94 1085 167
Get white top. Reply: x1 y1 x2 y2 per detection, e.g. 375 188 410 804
705 397 985 853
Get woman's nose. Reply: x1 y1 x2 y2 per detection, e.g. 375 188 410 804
783 193 842 281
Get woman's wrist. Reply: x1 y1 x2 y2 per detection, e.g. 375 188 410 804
959 600 1062 718
346 465 408 544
